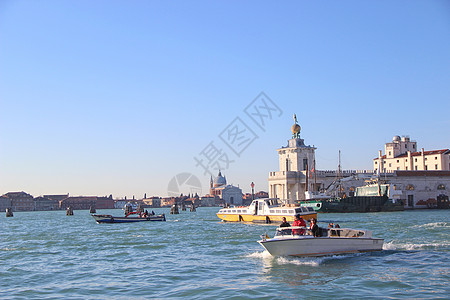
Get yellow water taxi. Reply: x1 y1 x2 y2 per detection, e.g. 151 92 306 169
216 198 317 224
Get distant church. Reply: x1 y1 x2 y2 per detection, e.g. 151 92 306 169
209 171 243 205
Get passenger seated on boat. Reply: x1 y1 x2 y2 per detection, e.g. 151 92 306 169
292 215 306 235
329 223 336 236
310 218 320 237
335 224 341 237
144 210 149 217
279 217 291 235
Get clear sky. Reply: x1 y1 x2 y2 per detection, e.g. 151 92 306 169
1 0 449 199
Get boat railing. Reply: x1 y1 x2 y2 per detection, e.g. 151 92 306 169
271 227 369 239
274 226 310 237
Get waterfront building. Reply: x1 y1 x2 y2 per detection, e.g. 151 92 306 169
200 196 216 207
0 195 12 212
95 195 115 209
3 192 35 211
255 191 269 199
59 196 97 210
374 136 450 172
161 197 176 207
143 197 161 208
59 195 114 210
34 196 59 211
43 194 69 202
268 116 450 209
209 171 243 205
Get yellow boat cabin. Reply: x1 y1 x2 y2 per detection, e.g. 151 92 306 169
216 198 317 224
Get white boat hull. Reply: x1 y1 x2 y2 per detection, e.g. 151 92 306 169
259 236 384 257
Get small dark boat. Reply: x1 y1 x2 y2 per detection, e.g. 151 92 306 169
92 213 166 223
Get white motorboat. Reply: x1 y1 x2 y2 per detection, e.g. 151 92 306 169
258 226 383 257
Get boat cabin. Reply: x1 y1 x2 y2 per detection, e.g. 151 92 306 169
247 198 314 216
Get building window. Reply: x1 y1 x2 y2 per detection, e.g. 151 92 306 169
425 165 428 170
435 164 438 170
397 160 399 163
389 163 392 167
406 167 408 170
415 158 417 162
415 166 418 170
397 167 400 170
406 184 414 191
435 156 437 160
303 158 308 171
375 161 378 165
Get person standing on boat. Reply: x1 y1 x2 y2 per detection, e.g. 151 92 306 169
310 218 320 237
292 215 306 235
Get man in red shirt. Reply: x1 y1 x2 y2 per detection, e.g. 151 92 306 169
292 215 306 235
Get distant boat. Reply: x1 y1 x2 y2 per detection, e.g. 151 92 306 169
316 182 404 213
216 198 317 224
92 214 166 223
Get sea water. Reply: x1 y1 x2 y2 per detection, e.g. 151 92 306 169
1 208 449 299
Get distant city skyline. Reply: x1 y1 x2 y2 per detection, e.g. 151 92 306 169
1 1 449 198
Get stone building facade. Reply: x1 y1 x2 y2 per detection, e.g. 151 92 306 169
3 192 35 211
374 136 450 172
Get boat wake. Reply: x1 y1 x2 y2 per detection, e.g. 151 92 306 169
246 250 272 259
246 251 363 266
383 241 450 251
276 256 324 266
411 222 449 229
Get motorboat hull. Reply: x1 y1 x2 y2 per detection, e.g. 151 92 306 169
92 214 166 223
259 236 384 257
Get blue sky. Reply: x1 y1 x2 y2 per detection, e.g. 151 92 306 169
1 0 449 198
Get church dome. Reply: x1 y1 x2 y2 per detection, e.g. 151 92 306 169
393 135 401 141
213 171 227 187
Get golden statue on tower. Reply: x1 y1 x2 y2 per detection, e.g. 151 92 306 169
291 113 301 138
